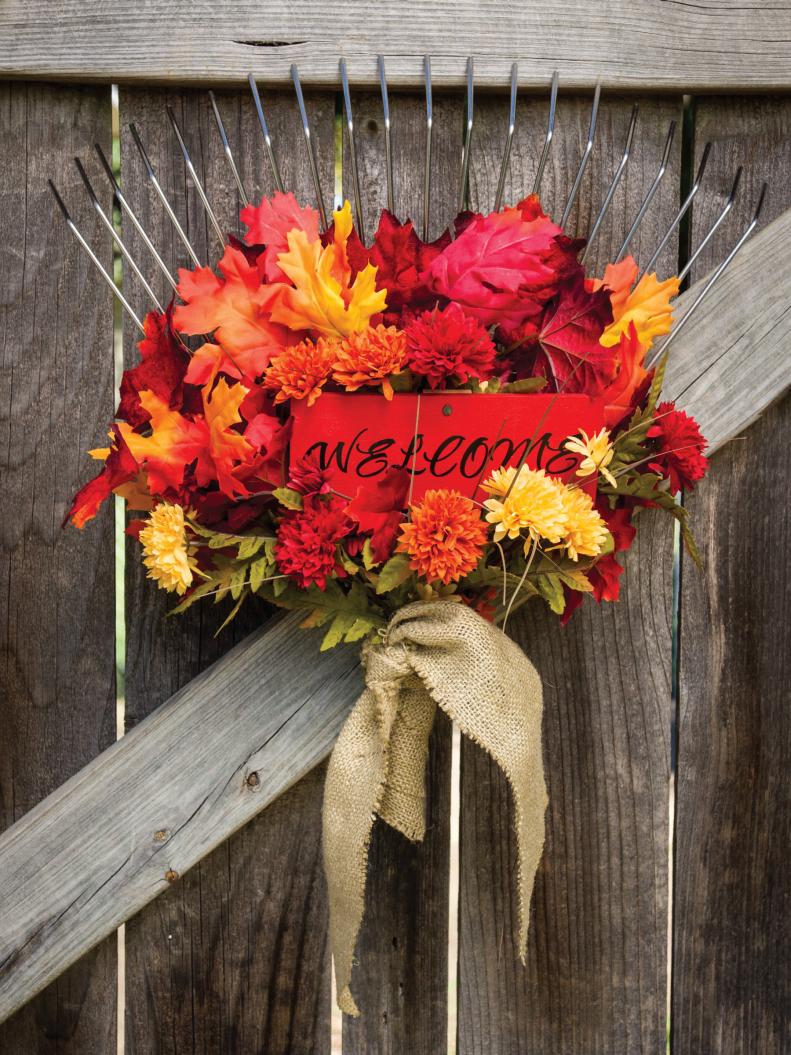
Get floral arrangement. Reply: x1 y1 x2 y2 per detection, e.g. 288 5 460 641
68 192 708 646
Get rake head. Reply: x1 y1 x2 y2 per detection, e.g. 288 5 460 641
50 59 765 366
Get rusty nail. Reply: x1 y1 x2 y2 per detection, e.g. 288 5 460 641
165 869 179 883
246 771 260 788
154 829 168 842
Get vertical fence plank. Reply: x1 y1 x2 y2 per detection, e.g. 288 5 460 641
339 90 460 1054
458 94 683 1054
673 97 791 1055
0 83 116 1052
117 86 336 1055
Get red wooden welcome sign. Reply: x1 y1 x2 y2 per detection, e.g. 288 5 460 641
290 392 606 501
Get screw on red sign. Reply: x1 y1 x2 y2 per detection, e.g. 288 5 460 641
290 392 606 500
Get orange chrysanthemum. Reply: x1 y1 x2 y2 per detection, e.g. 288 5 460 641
332 324 407 400
264 336 340 406
397 489 488 585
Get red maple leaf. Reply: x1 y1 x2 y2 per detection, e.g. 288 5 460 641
118 308 190 427
347 210 451 324
346 468 410 563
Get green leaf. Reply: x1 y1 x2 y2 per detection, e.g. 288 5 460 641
320 612 358 651
215 591 247 635
249 555 273 593
338 548 359 575
361 538 377 571
646 348 669 413
536 572 565 614
389 368 416 393
272 487 304 510
375 553 413 594
237 535 266 560
501 376 548 394
229 566 248 601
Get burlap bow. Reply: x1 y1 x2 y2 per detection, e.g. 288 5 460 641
322 599 548 1016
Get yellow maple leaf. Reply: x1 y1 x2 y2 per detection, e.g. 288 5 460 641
268 201 387 337
600 271 680 349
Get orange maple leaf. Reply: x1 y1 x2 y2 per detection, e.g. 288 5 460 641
600 268 679 349
118 391 207 495
173 245 294 377
265 201 387 337
590 256 639 319
196 378 256 498
240 191 320 282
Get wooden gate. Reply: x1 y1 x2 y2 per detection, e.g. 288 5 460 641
1 5 789 1053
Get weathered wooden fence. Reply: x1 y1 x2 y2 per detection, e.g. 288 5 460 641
1 4 789 1053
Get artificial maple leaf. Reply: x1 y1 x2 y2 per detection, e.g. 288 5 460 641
117 308 190 427
118 390 207 495
67 424 142 528
240 191 321 282
346 468 410 564
347 210 450 323
509 275 615 392
265 201 387 337
173 244 294 377
589 255 639 319
196 378 256 498
422 199 581 329
599 322 653 427
184 341 243 387
601 270 679 348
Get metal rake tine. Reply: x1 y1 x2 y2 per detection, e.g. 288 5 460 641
458 57 474 213
166 105 226 249
533 70 558 196
617 120 676 261
378 55 394 214
94 142 178 293
129 123 202 269
340 59 365 241
678 166 742 282
643 141 711 275
581 102 639 264
248 73 284 193
561 82 601 228
74 157 165 314
291 64 328 229
646 181 767 368
49 180 145 334
494 62 518 212
423 55 433 240
208 91 249 206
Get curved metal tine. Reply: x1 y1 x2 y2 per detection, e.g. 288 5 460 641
643 141 711 276
581 103 639 263
423 55 433 241
165 105 226 250
533 70 559 196
678 166 743 282
646 181 767 369
561 82 601 228
340 59 365 241
129 123 202 268
617 119 676 261
74 158 165 314
94 142 178 293
208 90 249 206
291 64 328 229
494 62 518 212
378 55 394 214
248 73 284 192
458 57 474 214
49 180 145 334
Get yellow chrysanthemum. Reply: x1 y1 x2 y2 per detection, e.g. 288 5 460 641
565 427 617 487
482 465 568 544
139 503 197 595
561 486 609 561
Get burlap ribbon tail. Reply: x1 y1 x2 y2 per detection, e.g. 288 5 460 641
322 599 548 1016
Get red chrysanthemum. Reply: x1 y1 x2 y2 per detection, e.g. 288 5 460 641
288 451 334 497
647 402 708 493
275 495 352 590
404 303 497 389
397 489 488 585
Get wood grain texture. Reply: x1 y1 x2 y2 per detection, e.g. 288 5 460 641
0 612 363 1028
117 86 337 1054
458 96 682 1054
339 91 459 1053
2 2 791 90
0 83 116 1054
672 97 791 1055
